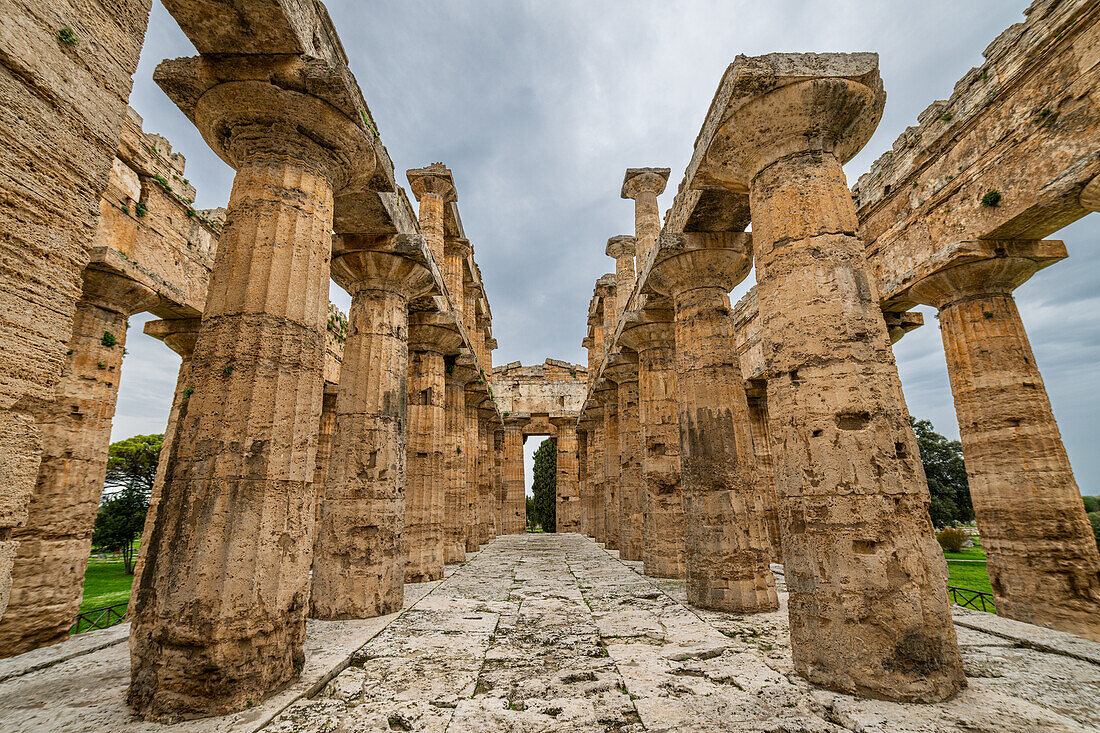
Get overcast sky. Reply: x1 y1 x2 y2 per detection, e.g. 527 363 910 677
115 0 1099 495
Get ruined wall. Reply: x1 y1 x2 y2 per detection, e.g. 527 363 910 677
492 359 587 418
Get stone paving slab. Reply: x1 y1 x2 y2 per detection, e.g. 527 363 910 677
1 535 1098 732
0 565 450 732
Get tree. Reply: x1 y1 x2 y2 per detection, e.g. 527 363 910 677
93 434 162 573
1088 512 1100 552
911 418 973 528
530 438 556 532
104 433 162 496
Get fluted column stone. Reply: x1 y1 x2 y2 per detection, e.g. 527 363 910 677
0 268 155 656
620 308 684 578
649 234 777 613
503 416 530 534
606 354 643 561
130 60 378 716
311 248 434 619
622 168 670 269
744 380 782 564
713 53 964 700
587 404 606 543
595 380 620 551
444 356 478 564
909 243 1100 641
407 164 456 267
607 236 636 324
551 418 580 532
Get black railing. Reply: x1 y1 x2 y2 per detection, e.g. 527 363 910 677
947 585 996 613
70 602 128 634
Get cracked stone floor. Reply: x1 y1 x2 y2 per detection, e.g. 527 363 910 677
268 534 1100 733
1 533 1098 732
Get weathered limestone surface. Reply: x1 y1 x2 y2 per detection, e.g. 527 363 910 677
576 427 590 534
708 53 964 701
620 307 684 579
908 242 1100 641
502 416 529 534
310 387 337 544
606 236 637 324
405 314 462 583
647 232 777 613
444 358 478 564
312 248 434 619
622 168 671 269
407 164 456 267
0 268 155 656
586 404 606 543
551 418 581 532
129 54 377 717
0 0 152 620
744 380 783 563
605 354 643 562
596 381 620 550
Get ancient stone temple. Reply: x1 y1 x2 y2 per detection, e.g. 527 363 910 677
0 0 1098 730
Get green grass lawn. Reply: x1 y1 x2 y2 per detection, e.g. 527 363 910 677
947 560 993 596
943 546 987 561
79 558 134 614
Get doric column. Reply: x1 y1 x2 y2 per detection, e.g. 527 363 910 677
606 236 636 324
620 306 684 578
649 234 776 612
0 267 155 656
550 417 580 532
605 353 643 561
594 379 620 550
444 355 478 564
127 317 202 619
909 241 1100 640
586 403 606 543
502 415 530 534
463 389 483 551
713 54 963 700
444 237 471 324
406 313 463 582
311 247 434 619
493 427 506 535
312 386 338 531
407 164 456 267
480 413 498 540
131 58 379 717
621 168 671 270
744 380 782 564
577 427 590 535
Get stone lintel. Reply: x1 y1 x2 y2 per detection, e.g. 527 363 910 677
160 0 348 62
621 168 671 198
887 239 1067 310
606 235 636 259
684 52 883 193
407 163 457 203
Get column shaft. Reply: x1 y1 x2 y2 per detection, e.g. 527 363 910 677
939 291 1100 639
311 285 412 618
464 401 480 552
590 411 607 543
130 156 334 716
443 377 467 564
405 349 446 582
503 425 526 534
638 342 684 578
673 285 777 612
601 388 620 550
0 278 150 655
577 429 589 535
554 425 580 532
615 375 643 561
751 150 963 700
311 389 337 546
745 387 782 563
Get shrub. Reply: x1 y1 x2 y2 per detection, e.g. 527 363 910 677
936 527 967 554
57 27 78 47
1089 512 1100 552
101 331 117 348
980 190 1002 207
1082 496 1100 514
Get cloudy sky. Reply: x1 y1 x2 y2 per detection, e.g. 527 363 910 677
115 0 1099 495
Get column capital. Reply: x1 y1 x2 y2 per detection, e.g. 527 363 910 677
409 311 464 355
407 163 457 203
687 52 884 192
447 353 480 385
548 415 576 428
648 232 752 297
604 351 639 385
154 55 379 191
619 307 675 352
502 413 531 429
594 273 617 297
621 168 670 199
606 235 636 259
144 318 203 359
331 247 435 299
906 240 1066 309
444 236 472 259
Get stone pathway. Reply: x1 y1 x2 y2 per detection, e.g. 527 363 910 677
268 534 1100 732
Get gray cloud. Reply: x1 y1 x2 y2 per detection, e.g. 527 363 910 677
112 0 1099 493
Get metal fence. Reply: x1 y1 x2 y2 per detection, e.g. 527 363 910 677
70 602 128 634
947 585 996 613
